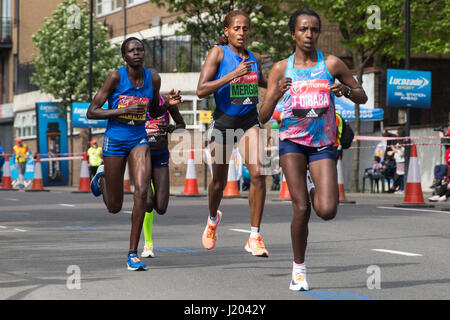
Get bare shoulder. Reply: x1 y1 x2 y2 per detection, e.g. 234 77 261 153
208 45 224 63
324 54 348 75
271 58 289 76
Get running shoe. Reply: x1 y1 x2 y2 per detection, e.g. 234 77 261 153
126 253 147 271
245 235 269 257
90 164 104 197
202 210 222 250
428 195 440 202
289 267 309 291
141 244 155 258
306 170 315 193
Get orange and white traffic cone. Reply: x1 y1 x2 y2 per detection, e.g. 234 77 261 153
123 162 132 194
26 154 48 192
278 172 291 200
0 154 16 190
183 150 199 196
395 143 433 208
73 152 90 193
223 152 240 198
337 155 355 204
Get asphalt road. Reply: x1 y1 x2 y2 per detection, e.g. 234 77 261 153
0 189 449 304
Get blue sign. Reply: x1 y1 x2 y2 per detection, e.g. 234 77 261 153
335 97 383 121
72 102 108 128
36 102 69 186
386 69 431 108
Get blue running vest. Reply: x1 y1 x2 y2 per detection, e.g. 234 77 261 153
105 66 153 141
214 45 260 117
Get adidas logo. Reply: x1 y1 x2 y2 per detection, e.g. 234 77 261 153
128 120 135 125
305 109 318 118
242 97 253 105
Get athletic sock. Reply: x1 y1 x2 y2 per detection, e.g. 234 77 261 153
250 226 260 238
143 210 154 246
293 261 306 271
128 250 137 256
208 215 218 225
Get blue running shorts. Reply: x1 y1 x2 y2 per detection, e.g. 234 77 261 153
150 147 170 168
279 138 337 163
102 136 149 157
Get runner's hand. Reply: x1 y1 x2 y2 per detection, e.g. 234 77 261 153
233 57 255 79
168 89 183 106
330 83 349 97
278 77 292 98
125 102 146 115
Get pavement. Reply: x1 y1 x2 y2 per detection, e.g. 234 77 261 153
0 186 449 308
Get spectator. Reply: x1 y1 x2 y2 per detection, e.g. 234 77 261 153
439 122 450 151
13 137 31 189
388 128 406 194
0 141 5 181
87 139 102 180
382 154 396 192
363 156 383 192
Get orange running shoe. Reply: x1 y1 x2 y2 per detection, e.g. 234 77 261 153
245 235 269 257
202 210 222 250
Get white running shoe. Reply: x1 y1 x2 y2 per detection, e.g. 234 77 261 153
306 170 315 193
289 267 309 291
141 244 155 258
438 195 447 202
428 195 440 202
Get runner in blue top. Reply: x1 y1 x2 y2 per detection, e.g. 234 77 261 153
196 10 270 257
87 37 182 271
259 9 367 291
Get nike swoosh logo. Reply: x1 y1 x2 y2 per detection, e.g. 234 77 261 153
311 71 323 77
317 146 328 151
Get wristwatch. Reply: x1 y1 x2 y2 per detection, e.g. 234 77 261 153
344 87 352 99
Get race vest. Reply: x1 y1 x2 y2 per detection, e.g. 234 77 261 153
230 71 259 105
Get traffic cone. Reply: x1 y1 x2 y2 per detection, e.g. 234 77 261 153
0 154 16 190
72 152 90 193
182 150 199 196
395 143 433 208
278 172 291 200
337 155 355 204
123 162 132 194
223 152 240 198
26 154 49 192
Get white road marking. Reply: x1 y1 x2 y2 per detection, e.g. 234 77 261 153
0 226 7 229
377 206 444 214
59 204 75 207
14 228 27 232
372 249 423 257
230 228 251 233
123 210 132 214
4 198 19 201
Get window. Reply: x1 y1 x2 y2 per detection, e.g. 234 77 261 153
96 0 122 17
176 95 210 131
127 0 147 7
14 111 36 139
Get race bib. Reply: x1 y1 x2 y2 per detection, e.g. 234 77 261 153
230 71 258 105
116 95 149 125
145 115 168 137
290 79 330 118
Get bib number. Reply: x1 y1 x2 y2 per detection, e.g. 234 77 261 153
230 71 258 105
290 79 330 118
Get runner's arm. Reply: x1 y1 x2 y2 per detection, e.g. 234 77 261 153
258 60 290 124
326 55 368 105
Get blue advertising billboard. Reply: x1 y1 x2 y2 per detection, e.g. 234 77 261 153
36 102 69 186
386 69 431 108
72 102 108 128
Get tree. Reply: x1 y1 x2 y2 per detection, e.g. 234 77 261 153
148 0 293 62
297 0 450 191
31 0 122 185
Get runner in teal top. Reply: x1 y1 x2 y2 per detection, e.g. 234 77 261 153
259 9 368 291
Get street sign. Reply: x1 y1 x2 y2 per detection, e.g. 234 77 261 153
386 69 431 108
199 110 212 124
